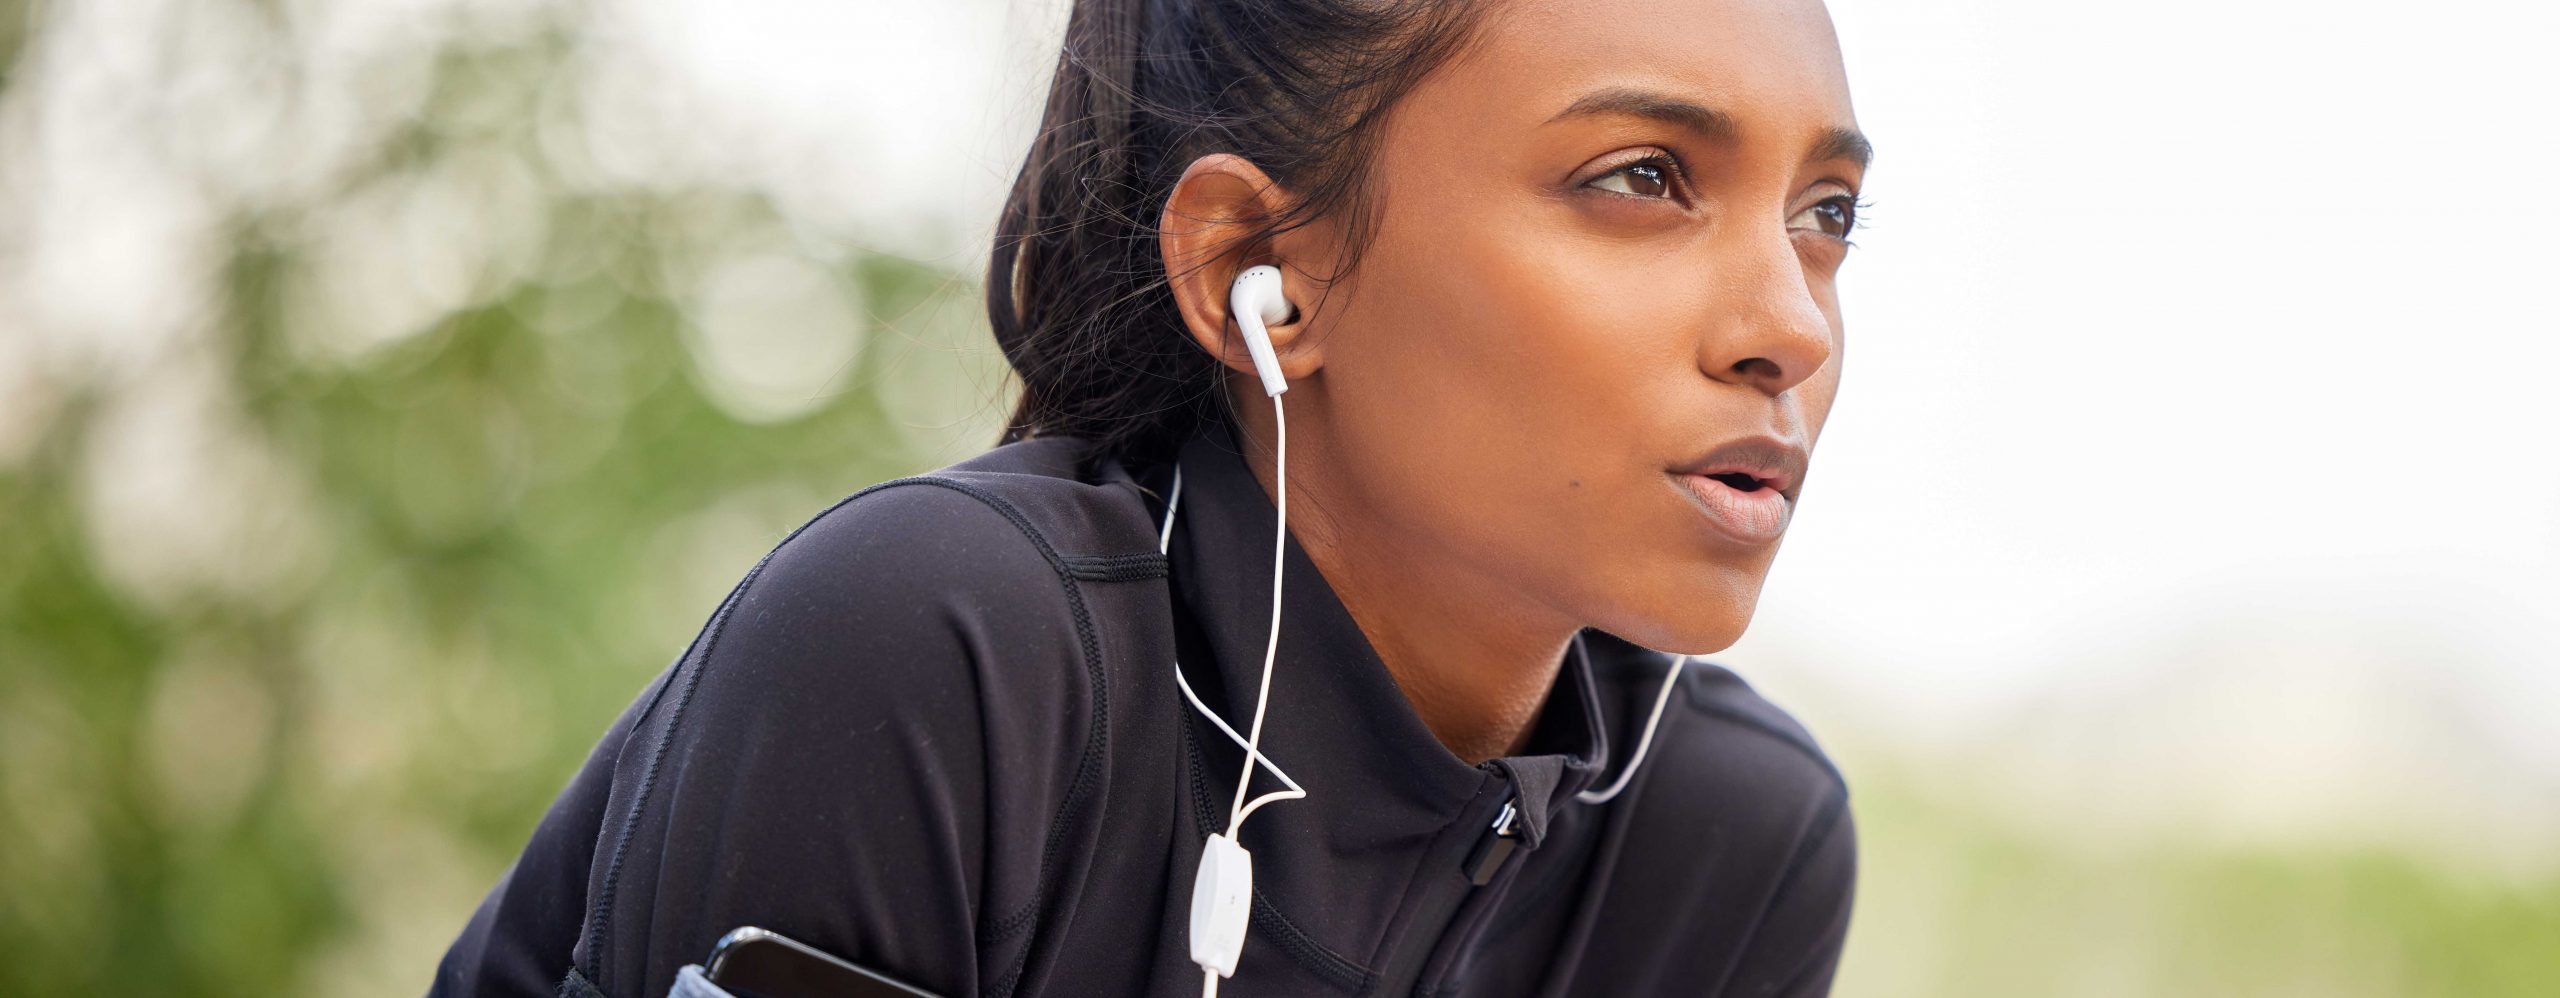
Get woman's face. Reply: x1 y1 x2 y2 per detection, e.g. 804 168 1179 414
1276 0 1867 655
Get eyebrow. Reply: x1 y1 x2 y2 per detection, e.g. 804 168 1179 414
1546 86 1738 143
1545 86 1874 171
1809 127 1874 172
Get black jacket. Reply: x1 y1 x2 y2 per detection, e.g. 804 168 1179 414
430 419 1856 997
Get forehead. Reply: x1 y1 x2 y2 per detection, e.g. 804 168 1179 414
1427 0 1855 138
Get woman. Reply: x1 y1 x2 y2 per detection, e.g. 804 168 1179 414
432 0 1867 994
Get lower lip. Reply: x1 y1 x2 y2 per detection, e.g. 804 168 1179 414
1674 473 1792 545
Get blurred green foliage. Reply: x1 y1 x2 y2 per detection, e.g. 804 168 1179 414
0 4 998 994
0 2 2552 997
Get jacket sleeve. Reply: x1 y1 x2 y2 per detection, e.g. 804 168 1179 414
430 479 1086 998
429 659 676 997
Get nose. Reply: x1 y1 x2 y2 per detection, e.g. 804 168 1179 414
1695 230 1835 397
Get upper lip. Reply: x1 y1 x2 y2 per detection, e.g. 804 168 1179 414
1671 435 1808 502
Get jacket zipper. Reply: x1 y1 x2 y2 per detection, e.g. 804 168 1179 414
1414 781 1544 995
1369 772 1518 997
1460 799 1523 886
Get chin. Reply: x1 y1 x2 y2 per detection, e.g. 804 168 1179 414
1592 580 1761 658
1632 619 1751 657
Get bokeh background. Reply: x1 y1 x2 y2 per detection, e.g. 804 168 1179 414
1 0 2553 995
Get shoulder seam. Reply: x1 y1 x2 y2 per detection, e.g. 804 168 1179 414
1681 681 1847 795
1764 782 1850 912
1062 551 1169 582
581 475 1113 997
1676 680 1853 996
581 479 900 990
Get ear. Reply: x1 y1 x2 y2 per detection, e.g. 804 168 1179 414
1158 153 1326 386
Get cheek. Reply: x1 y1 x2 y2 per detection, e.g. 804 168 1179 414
1317 209 1704 576
1443 221 1710 480
1315 203 1803 649
1331 233 1681 469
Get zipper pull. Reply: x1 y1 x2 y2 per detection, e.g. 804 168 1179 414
1461 798 1522 886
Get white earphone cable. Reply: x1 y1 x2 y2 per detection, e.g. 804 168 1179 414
1157 414 1307 839
1575 654 1689 805
1224 393 1293 836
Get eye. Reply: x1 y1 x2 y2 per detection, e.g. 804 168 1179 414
1585 156 1679 199
1788 194 1861 240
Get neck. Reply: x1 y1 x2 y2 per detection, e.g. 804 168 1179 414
1226 407 1577 766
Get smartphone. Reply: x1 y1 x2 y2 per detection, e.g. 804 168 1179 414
704 926 946 998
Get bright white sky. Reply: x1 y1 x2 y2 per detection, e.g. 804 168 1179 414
619 0 2560 814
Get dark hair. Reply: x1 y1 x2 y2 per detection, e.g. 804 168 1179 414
986 0 1492 471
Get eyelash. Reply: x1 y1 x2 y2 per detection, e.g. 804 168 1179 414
1583 154 1868 243
1585 153 1691 203
1805 194 1868 245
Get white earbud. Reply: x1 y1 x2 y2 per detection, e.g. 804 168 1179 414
1229 264 1294 398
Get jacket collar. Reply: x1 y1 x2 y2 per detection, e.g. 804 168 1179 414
1149 418 1608 850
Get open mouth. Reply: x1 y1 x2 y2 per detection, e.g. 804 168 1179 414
1700 471 1770 493
1673 434 1806 506
1673 470 1792 543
